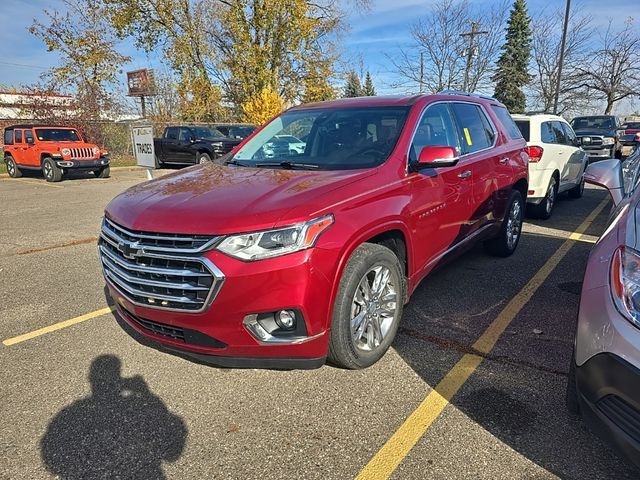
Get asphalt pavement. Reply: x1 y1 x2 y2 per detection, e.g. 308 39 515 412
0 167 638 479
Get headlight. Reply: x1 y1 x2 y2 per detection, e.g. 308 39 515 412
603 137 615 145
611 246 640 329
217 215 334 261
61 148 71 156
92 147 100 156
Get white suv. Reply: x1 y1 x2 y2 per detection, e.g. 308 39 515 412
513 114 588 219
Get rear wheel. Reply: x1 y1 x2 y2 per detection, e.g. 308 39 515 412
530 176 557 220
5 156 22 178
328 243 405 369
484 190 524 257
42 157 62 182
94 166 110 178
197 152 211 164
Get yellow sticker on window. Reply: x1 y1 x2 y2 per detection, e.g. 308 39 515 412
464 127 473 146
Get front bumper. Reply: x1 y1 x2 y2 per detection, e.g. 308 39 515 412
583 146 615 160
56 157 110 169
104 246 337 369
575 353 640 467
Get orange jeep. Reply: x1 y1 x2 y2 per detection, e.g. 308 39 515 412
3 125 110 182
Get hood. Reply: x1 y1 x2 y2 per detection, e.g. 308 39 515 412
105 163 374 235
573 128 615 136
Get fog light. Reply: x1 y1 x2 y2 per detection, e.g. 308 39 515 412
275 310 296 330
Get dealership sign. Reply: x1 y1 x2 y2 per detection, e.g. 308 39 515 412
131 126 155 170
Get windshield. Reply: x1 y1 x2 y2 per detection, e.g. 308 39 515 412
571 116 614 130
622 122 640 129
231 106 410 170
35 129 80 142
193 127 224 140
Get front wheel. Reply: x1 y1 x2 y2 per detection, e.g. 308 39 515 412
5 156 22 178
328 243 405 369
197 152 211 164
484 190 524 257
94 166 110 178
42 157 63 182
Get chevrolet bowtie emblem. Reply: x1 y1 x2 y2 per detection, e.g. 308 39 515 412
117 241 141 259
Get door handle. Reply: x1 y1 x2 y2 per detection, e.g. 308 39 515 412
458 170 472 179
499 157 509 164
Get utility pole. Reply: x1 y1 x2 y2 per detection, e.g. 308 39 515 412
553 0 571 114
419 51 425 93
460 21 488 92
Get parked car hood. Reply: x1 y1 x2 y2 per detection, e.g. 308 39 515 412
105 163 375 235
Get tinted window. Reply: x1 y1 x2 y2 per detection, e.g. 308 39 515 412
35 129 80 141
192 127 224 140
571 116 614 130
178 127 192 142
451 103 493 153
14 130 23 143
622 122 640 129
24 129 34 143
491 105 523 139
4 129 13 145
560 122 577 146
551 121 567 144
515 120 530 141
165 127 179 140
410 103 462 162
541 122 555 143
233 106 410 170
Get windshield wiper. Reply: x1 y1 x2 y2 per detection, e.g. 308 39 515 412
255 161 319 169
225 159 252 167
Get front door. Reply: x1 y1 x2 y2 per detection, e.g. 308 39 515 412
22 129 40 166
408 102 474 272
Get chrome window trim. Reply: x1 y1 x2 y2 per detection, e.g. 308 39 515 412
406 99 499 173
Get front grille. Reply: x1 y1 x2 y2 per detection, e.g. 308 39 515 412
131 314 186 342
99 219 224 312
70 147 94 159
212 142 236 157
580 135 604 147
598 395 640 444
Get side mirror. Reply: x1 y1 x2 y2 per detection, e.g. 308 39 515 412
416 146 459 169
574 137 582 146
584 159 623 206
190 135 196 143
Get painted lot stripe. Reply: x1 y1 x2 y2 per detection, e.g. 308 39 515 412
1 178 64 189
355 196 610 480
2 307 114 346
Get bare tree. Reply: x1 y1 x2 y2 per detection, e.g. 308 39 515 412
388 0 509 94
575 18 640 114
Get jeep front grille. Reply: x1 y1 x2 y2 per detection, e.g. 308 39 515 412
70 147 95 159
99 219 224 312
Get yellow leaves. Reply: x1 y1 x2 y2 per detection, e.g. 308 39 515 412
177 75 223 122
241 86 284 125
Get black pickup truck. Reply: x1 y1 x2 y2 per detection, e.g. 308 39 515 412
154 126 242 166
570 115 623 161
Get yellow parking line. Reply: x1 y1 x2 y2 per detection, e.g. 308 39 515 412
355 196 610 480
2 306 114 346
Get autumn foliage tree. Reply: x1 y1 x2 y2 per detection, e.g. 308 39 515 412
241 86 285 125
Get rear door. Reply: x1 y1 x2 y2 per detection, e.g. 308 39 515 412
11 129 27 165
407 102 474 269
162 127 181 162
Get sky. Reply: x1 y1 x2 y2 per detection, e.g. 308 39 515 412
0 0 635 112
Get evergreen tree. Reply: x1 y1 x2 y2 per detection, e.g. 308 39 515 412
343 70 362 97
492 0 532 113
362 72 376 96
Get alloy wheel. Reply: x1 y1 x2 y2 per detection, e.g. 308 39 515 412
7 160 15 176
545 178 556 214
506 199 522 250
350 265 399 352
44 162 52 179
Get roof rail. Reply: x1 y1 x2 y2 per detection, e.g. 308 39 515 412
438 90 498 102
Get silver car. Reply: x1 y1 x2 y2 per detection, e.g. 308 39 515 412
568 150 640 468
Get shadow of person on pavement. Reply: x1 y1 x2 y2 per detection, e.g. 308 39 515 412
40 355 187 479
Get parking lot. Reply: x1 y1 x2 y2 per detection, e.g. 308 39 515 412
0 168 638 479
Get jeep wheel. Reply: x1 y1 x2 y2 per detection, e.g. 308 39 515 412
328 243 405 369
197 153 211 164
530 176 557 220
94 166 110 178
5 156 22 178
42 157 63 182
484 190 524 257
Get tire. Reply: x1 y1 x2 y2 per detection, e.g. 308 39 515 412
328 243 405 369
566 349 580 415
94 166 110 178
568 171 585 199
484 190 524 257
197 152 211 164
5 156 22 178
530 175 557 220
155 155 163 168
42 157 63 182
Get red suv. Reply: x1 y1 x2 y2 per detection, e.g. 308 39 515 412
101 93 528 369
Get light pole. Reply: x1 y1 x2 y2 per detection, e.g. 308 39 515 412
553 0 571 114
